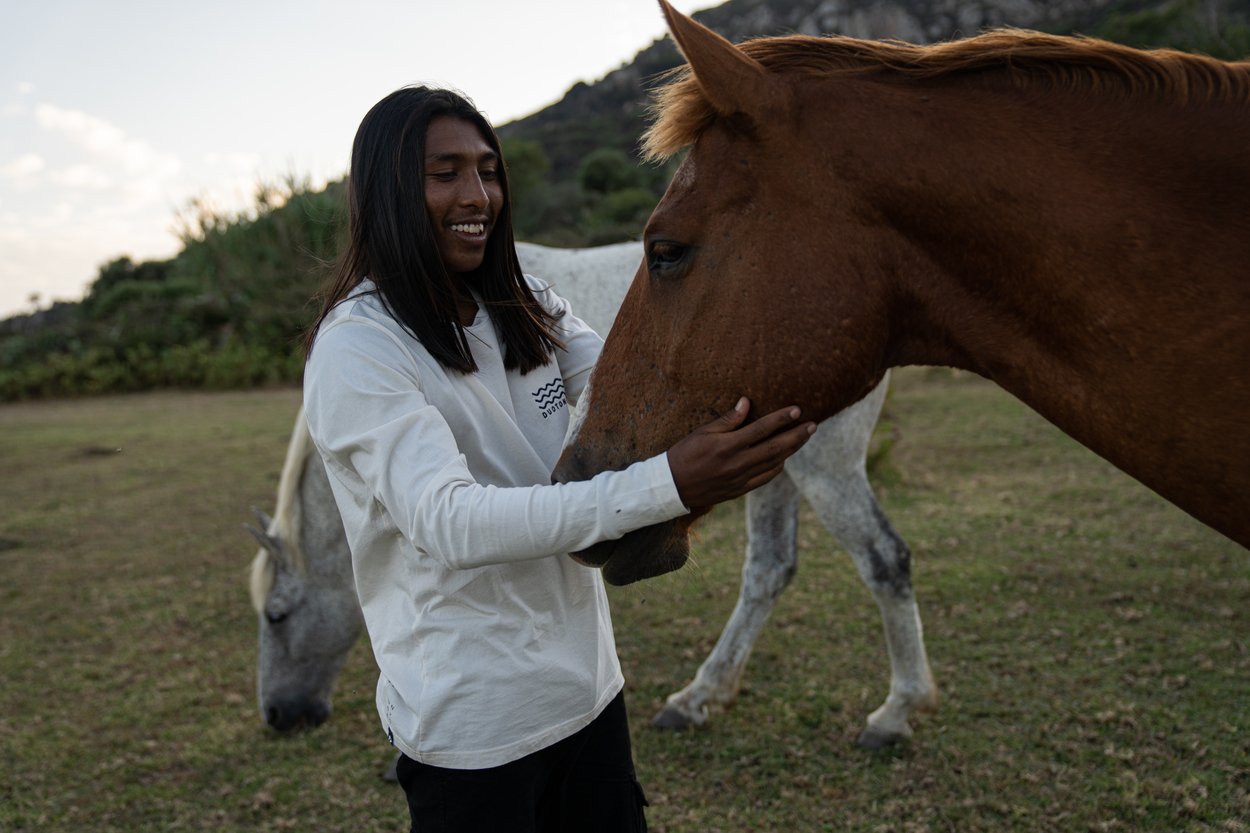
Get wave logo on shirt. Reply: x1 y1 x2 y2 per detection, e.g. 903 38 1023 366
533 378 567 419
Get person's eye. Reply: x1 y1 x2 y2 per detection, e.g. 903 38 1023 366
480 168 498 180
429 170 456 182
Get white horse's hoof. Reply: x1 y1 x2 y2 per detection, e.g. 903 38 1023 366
856 725 910 750
382 756 399 782
652 704 701 731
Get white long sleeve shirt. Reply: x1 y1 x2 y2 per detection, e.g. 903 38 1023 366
303 275 688 769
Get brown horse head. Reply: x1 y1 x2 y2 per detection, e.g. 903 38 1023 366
555 0 1250 584
556 2 895 584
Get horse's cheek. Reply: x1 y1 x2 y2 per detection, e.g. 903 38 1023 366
601 352 682 462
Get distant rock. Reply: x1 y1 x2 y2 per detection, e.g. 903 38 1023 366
499 0 1122 177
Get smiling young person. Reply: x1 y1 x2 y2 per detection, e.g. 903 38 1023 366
302 86 816 832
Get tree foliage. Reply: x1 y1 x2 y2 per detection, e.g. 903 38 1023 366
0 177 344 400
1087 0 1250 59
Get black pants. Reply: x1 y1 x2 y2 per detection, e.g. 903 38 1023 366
394 691 648 833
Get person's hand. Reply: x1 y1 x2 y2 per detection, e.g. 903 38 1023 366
667 397 817 510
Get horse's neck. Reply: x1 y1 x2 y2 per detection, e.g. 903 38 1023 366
871 89 1250 543
299 450 353 582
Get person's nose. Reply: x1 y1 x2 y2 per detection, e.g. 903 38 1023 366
457 171 488 209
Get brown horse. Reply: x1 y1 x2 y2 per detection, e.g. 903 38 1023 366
555 0 1250 585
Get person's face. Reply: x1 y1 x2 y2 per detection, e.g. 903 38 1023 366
423 116 504 275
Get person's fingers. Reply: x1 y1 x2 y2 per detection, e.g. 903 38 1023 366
669 402 817 509
701 396 750 434
729 404 805 447
739 463 787 495
733 421 818 473
695 422 816 505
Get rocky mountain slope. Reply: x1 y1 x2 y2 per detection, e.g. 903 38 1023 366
500 0 1247 178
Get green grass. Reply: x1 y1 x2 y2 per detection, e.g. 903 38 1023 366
1 370 1246 832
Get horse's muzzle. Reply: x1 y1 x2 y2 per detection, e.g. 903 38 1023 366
263 696 331 732
555 446 690 584
573 521 690 586
570 540 617 568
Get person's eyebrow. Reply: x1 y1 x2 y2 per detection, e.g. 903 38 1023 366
425 150 499 164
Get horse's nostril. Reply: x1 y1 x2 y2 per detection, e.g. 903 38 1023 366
265 699 330 732
552 454 577 485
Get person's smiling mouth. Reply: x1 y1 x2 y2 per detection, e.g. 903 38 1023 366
449 217 490 238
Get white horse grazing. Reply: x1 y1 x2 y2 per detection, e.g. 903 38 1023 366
248 241 935 748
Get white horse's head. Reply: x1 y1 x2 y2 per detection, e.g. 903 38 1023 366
247 411 360 732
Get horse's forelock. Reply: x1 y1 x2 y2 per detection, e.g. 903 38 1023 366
644 28 1250 158
643 67 714 161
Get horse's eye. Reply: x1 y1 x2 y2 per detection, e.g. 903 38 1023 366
647 240 689 278
265 609 289 626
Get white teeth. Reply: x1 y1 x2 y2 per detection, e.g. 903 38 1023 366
450 223 485 234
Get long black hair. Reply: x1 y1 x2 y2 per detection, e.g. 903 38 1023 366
306 86 562 374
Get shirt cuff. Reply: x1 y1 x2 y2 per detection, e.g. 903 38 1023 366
656 451 691 515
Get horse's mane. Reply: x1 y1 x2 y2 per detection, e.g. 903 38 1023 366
644 28 1250 160
248 409 311 613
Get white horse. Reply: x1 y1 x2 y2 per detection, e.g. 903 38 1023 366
248 241 935 750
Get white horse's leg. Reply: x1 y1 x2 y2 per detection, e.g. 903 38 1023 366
784 377 938 748
653 472 800 729
790 463 938 747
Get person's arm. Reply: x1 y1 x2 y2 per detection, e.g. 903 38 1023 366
304 317 686 571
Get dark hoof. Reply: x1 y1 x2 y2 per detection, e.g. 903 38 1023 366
857 726 908 751
652 706 697 731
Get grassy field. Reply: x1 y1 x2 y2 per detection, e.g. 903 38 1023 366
1 369 1246 832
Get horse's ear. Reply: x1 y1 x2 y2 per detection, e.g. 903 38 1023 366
658 0 789 120
252 507 274 532
245 507 283 559
245 522 277 552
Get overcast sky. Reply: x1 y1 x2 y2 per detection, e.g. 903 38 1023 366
0 0 714 319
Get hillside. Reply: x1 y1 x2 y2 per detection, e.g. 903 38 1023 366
498 0 1250 180
2 0 1247 399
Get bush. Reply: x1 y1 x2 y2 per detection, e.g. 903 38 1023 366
203 342 284 389
585 187 657 229
0 340 303 401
